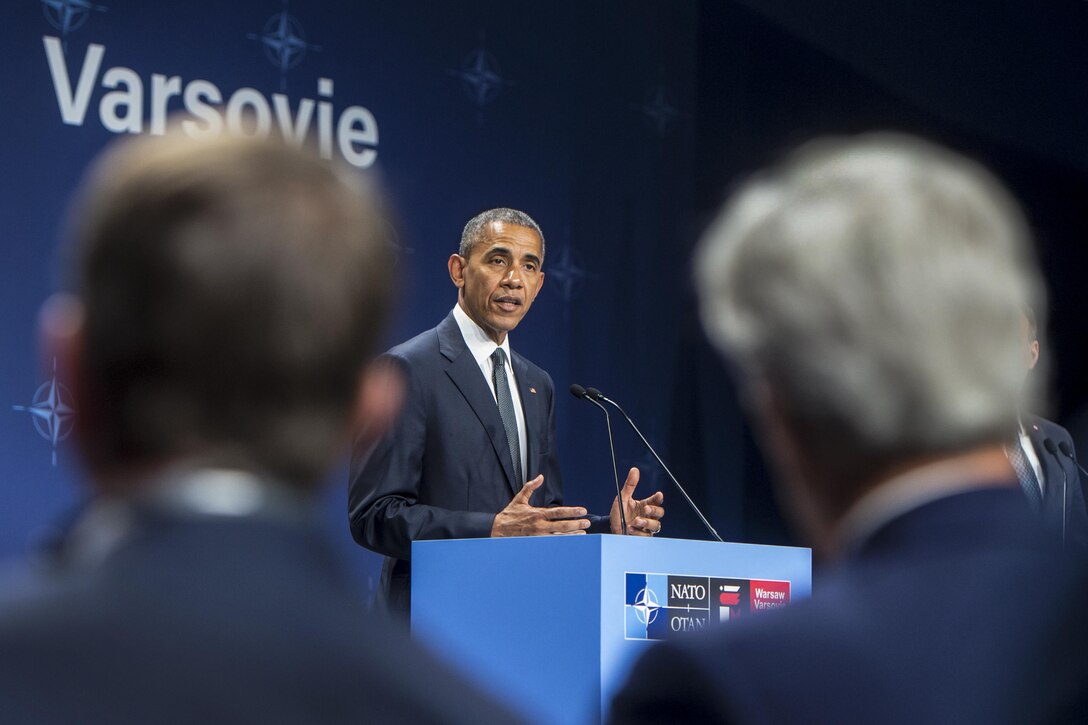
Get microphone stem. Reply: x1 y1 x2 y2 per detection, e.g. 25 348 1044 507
588 397 627 536
603 396 724 543
1044 441 1068 546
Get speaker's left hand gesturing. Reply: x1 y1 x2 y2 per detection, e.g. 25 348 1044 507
610 467 664 536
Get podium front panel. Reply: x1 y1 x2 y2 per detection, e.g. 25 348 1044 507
598 535 812 718
413 535 811 724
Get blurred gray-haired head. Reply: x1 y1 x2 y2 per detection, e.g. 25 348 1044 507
696 133 1043 500
65 131 393 488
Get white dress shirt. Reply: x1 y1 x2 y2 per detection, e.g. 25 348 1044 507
452 304 529 483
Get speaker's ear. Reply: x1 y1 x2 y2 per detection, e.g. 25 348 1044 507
448 253 467 289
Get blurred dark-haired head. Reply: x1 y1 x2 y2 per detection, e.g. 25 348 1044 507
51 131 393 491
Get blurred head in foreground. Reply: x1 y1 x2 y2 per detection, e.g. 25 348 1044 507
696 133 1044 554
47 130 392 492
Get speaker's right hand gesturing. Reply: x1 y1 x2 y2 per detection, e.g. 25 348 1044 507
490 476 591 537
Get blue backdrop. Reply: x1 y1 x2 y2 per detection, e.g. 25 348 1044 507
0 1 701 592
5 1 1088 593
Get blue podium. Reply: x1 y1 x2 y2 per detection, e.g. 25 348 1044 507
412 535 811 724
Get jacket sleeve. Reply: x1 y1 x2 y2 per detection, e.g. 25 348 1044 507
348 354 496 561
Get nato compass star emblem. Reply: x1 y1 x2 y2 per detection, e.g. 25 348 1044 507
381 213 413 269
41 0 108 50
639 85 679 137
248 2 321 91
449 34 514 110
633 587 660 625
545 245 590 305
12 359 75 467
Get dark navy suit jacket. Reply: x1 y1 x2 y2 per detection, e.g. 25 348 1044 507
0 504 520 724
609 487 1088 724
349 313 598 613
1026 414 1088 549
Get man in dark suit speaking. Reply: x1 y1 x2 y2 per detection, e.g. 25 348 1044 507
1011 306 1088 547
609 135 1088 723
0 132 518 724
349 208 665 615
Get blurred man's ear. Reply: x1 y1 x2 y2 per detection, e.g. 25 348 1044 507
38 294 90 460
748 379 838 555
1028 339 1040 370
351 357 406 449
38 293 85 413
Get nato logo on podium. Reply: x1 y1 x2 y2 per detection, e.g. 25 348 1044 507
625 571 792 640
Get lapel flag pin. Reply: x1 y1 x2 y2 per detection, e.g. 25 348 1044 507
529 387 537 394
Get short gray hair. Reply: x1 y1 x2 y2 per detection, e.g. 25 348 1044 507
696 133 1044 487
460 208 545 259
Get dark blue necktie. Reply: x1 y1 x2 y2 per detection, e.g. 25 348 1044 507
491 348 523 487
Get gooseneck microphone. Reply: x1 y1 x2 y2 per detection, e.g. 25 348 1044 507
1057 440 1088 480
570 384 627 535
1042 438 1068 545
583 386 724 543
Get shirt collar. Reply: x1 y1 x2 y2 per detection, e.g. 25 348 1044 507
834 456 1016 558
452 303 512 367
57 465 315 570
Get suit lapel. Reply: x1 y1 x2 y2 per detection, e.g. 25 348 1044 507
512 352 542 479
438 314 519 495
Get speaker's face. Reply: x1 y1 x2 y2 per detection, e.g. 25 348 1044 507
450 222 545 344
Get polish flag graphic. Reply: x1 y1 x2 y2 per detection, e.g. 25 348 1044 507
719 585 741 621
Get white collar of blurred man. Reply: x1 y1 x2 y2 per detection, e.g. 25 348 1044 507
53 466 314 570
833 448 1017 556
695 132 1042 562
750 384 1016 559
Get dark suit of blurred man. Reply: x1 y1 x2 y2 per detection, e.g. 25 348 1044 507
0 133 519 724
